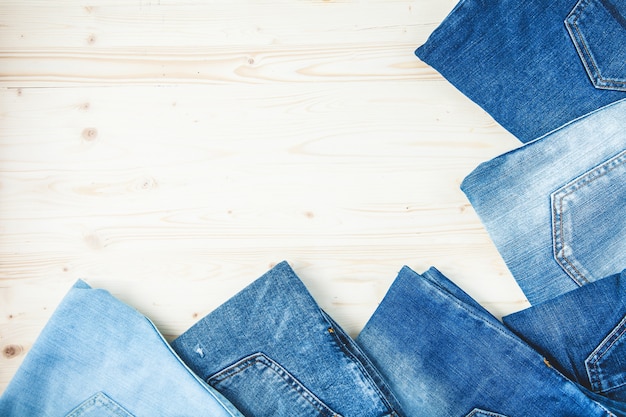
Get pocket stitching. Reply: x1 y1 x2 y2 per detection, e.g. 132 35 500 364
319 309 399 416
551 150 626 286
209 352 343 417
565 0 626 90
465 408 510 417
586 314 626 394
65 392 134 417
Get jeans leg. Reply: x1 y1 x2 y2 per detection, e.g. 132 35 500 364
172 261 405 417
356 266 617 417
0 280 244 417
504 269 626 403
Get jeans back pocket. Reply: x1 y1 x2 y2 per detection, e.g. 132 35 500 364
551 150 626 286
565 0 626 91
65 392 133 417
208 352 343 417
465 409 510 417
586 314 626 401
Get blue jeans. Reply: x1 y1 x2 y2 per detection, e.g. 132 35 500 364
0 280 244 417
503 269 626 403
415 0 626 142
171 261 405 417
356 266 621 417
461 99 626 305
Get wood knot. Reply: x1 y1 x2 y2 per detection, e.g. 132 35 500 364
82 127 98 141
3 344 23 359
84 232 104 250
137 177 158 191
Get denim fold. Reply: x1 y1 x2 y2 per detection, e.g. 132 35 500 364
0 280 244 417
503 269 626 403
356 266 620 417
415 0 626 142
172 261 405 417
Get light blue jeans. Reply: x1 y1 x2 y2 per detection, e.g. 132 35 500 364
356 266 623 417
0 280 244 417
461 99 626 305
415 0 626 142
172 261 405 417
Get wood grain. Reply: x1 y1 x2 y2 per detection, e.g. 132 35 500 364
0 0 527 393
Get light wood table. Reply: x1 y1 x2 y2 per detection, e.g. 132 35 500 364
0 0 528 392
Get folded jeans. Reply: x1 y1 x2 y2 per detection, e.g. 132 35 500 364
172 261 406 417
503 269 626 403
0 280 244 417
356 265 621 417
415 0 626 142
461 99 626 305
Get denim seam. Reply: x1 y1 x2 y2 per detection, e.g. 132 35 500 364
318 309 403 417
144 317 241 417
551 150 626 286
208 352 343 417
408 273 590 386
585 314 626 394
465 408 509 417
419 268 502 328
408 273 522 346
65 392 134 417
406 274 616 416
565 0 626 90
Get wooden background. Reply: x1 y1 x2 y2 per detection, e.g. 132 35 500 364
0 0 528 392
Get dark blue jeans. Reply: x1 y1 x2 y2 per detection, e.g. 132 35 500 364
504 269 626 404
356 266 622 417
416 0 626 142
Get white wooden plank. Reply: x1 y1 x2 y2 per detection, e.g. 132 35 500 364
0 0 457 86
0 0 529 395
0 0 456 49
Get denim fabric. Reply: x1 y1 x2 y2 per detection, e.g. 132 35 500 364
356 266 619 417
415 0 626 142
171 261 405 417
0 280 244 417
461 99 626 305
503 269 626 403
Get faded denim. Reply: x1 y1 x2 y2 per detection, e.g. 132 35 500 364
172 261 405 417
503 269 626 403
356 265 621 417
461 99 626 305
0 280 244 417
415 0 626 142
